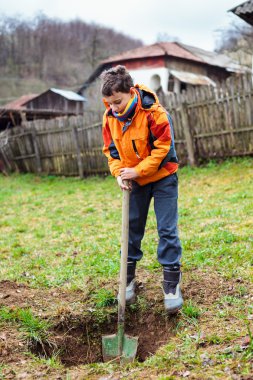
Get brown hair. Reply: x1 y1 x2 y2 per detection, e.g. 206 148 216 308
100 65 134 96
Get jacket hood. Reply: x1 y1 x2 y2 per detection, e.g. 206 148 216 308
103 84 159 113
135 84 159 110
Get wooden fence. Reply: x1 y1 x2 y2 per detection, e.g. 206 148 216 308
163 73 253 166
0 74 252 177
0 112 107 177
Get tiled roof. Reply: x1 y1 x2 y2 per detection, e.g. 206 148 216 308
178 43 247 73
102 41 246 72
103 42 204 64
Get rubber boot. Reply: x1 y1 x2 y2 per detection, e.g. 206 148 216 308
118 261 136 305
162 265 183 314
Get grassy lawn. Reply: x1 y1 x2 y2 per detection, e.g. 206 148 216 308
0 157 252 379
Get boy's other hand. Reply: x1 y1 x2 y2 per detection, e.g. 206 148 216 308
120 168 138 180
117 176 132 191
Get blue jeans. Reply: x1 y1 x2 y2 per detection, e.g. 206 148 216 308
128 173 182 266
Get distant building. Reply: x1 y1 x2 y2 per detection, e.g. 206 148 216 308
229 1 253 79
0 88 86 130
24 88 86 114
78 41 249 95
229 0 253 26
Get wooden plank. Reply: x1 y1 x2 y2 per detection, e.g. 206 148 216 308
195 126 253 137
207 85 218 157
186 90 253 108
195 86 206 157
180 101 196 166
172 92 187 164
31 127 42 173
243 74 252 129
0 145 12 172
72 124 84 179
13 154 36 160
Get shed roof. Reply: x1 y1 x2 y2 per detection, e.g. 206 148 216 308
2 94 38 110
229 0 253 26
24 88 87 105
50 88 86 101
170 70 216 86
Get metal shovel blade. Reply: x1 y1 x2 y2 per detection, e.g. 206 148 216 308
102 333 138 363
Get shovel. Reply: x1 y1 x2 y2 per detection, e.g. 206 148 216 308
102 182 138 364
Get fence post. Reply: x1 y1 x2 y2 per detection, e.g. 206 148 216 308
31 128 42 173
0 146 10 174
72 125 84 179
0 132 12 173
181 102 196 166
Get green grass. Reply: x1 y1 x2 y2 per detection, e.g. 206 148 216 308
1 158 252 289
0 307 52 346
91 288 116 307
0 174 121 289
181 300 202 320
0 157 252 378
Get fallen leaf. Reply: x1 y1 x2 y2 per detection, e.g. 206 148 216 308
17 373 29 379
241 336 250 347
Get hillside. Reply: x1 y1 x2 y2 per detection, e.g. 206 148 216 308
0 14 143 105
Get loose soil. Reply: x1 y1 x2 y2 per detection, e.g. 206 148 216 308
0 269 252 379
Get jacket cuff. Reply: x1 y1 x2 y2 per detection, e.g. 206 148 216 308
112 169 121 178
134 166 143 177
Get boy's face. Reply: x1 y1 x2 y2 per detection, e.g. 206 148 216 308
104 91 132 114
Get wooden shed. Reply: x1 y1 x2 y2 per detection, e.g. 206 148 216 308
0 89 86 131
24 88 86 114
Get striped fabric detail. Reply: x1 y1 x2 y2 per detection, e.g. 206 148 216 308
112 93 138 122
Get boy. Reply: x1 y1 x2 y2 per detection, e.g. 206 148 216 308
101 65 183 314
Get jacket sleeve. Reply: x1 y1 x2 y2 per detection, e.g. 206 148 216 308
102 114 124 177
134 108 172 177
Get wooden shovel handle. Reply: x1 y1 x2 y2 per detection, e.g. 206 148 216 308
118 180 130 324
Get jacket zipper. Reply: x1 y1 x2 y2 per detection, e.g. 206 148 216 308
132 140 141 159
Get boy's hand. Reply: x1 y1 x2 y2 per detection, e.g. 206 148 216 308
120 168 138 180
117 176 132 191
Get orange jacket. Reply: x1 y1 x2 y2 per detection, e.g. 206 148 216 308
102 84 178 186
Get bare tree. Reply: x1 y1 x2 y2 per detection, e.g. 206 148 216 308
215 21 253 67
156 32 180 43
0 14 143 99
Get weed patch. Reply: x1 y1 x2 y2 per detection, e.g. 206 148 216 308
0 306 53 354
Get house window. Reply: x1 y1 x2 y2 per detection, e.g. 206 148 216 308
168 75 175 92
168 76 188 93
180 82 187 92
